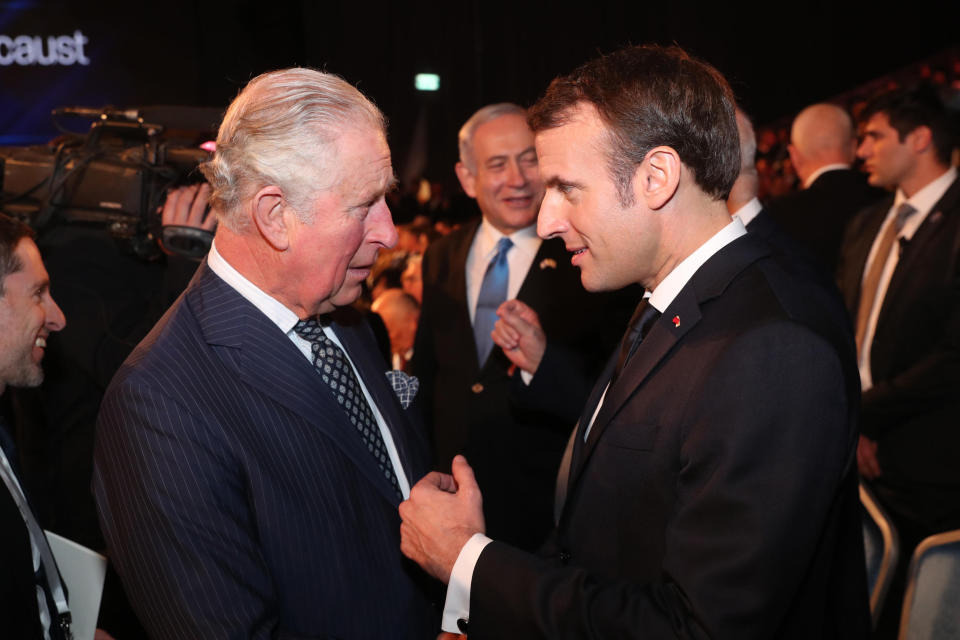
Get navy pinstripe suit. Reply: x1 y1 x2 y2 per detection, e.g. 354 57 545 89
93 262 437 639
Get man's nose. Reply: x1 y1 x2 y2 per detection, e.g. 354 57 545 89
536 192 566 240
505 159 528 188
45 295 66 332
369 200 399 249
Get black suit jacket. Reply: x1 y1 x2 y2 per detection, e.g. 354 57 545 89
94 263 437 639
412 219 636 550
837 175 960 531
0 424 68 640
766 168 885 276
0 440 46 640
466 234 869 638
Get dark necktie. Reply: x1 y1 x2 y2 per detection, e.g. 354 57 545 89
855 202 917 356
474 237 513 364
293 318 402 499
611 298 661 384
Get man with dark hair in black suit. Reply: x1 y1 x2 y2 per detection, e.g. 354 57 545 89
838 84 960 637
0 213 71 639
399 44 869 639
767 103 884 275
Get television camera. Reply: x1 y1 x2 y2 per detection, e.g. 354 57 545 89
0 105 222 260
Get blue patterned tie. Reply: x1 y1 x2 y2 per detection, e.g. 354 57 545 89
293 318 402 499
474 236 513 364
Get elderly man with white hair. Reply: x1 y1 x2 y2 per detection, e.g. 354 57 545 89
93 68 438 639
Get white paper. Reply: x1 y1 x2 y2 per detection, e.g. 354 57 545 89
44 530 107 640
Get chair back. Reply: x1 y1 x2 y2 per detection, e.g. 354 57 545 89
861 482 900 628
899 529 960 640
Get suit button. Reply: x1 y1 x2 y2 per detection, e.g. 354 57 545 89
457 618 469 633
471 383 484 394
559 550 571 564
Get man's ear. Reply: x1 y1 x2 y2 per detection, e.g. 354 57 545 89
787 144 802 177
907 125 933 155
635 146 681 210
455 162 478 198
251 185 290 251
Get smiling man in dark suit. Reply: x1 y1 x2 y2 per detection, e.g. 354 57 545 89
0 215 71 640
93 68 437 639
838 84 960 637
399 45 869 639
412 103 632 552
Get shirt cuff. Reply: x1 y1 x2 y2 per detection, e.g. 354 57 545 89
520 369 533 385
441 532 493 633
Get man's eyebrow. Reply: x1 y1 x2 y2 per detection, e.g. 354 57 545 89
483 154 508 165
544 175 584 190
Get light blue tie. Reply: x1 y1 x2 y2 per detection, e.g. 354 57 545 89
474 236 513 364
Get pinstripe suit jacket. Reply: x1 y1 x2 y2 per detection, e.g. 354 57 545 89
93 262 437 640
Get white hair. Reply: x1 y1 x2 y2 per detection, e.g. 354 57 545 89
201 67 386 232
457 102 527 171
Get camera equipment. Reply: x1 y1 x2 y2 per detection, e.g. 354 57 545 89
0 105 221 260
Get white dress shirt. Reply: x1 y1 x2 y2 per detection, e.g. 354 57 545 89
441 218 748 632
858 166 957 391
207 242 411 497
465 219 542 325
731 197 763 227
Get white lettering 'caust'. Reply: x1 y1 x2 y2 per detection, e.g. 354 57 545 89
0 31 90 66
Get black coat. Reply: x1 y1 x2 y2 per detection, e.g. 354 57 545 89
837 175 960 532
466 234 869 639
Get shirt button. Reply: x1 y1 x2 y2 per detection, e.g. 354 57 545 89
559 550 572 564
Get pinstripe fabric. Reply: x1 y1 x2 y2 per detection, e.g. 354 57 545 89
93 262 437 640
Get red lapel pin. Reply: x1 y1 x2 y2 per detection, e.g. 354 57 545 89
672 315 680 328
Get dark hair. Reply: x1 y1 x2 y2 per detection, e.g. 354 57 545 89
528 44 740 204
0 213 34 296
860 85 957 166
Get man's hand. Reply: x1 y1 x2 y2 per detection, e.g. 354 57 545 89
857 435 882 479
492 299 546 375
159 183 216 254
399 455 485 584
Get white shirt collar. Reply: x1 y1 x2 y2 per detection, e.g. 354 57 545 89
476 217 541 259
648 218 747 312
804 163 850 189
892 166 957 241
731 197 763 227
206 241 302 334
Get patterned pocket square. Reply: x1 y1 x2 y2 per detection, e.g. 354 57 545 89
385 370 419 409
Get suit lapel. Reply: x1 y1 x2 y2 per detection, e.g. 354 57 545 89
190 264 407 505
565 236 769 494
450 220 483 373
882 178 960 314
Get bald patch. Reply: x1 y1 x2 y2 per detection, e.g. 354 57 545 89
791 103 855 162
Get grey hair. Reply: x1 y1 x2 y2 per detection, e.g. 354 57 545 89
457 103 527 172
201 67 387 232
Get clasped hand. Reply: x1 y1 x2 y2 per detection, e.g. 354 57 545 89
399 455 486 584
